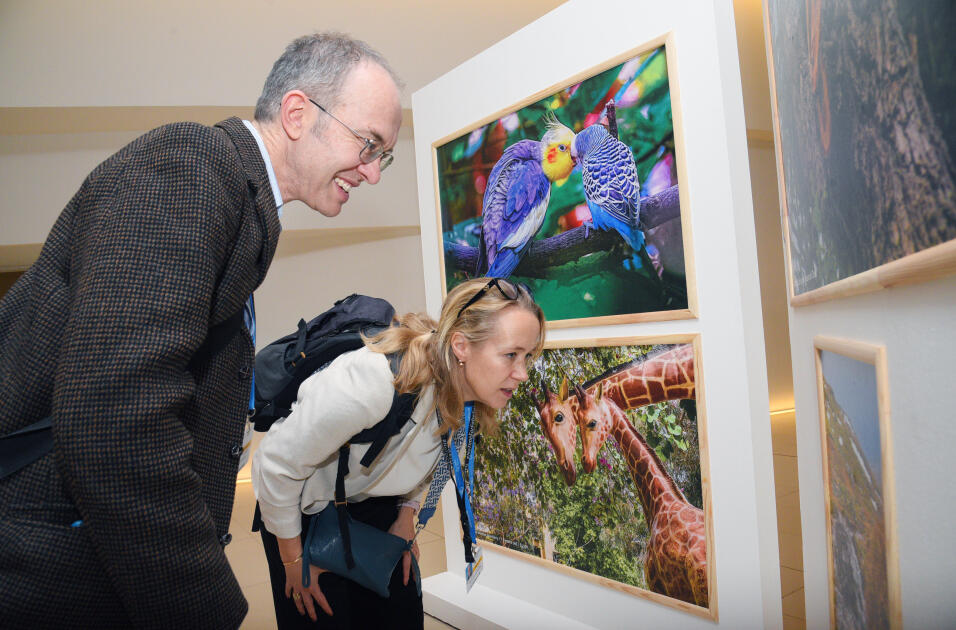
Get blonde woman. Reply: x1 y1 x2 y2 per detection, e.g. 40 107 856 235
253 278 545 629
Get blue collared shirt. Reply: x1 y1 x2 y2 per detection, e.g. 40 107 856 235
241 120 283 410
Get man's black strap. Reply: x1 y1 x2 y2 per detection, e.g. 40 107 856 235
188 308 245 372
0 417 54 481
1 309 247 481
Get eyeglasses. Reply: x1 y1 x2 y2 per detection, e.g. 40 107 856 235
308 98 394 171
456 278 531 320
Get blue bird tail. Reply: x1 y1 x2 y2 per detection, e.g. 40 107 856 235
486 249 522 279
620 227 645 254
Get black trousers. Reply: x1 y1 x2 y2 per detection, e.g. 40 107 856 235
258 496 424 630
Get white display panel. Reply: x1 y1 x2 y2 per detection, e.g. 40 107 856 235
412 0 781 627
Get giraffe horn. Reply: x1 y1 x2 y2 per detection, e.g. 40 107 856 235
534 383 550 411
573 381 587 404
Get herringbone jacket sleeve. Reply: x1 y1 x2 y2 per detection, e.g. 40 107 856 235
48 125 254 627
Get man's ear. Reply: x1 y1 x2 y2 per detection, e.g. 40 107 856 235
450 331 470 364
279 90 311 141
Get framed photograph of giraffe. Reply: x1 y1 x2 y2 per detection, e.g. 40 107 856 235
765 0 956 306
431 33 696 329
472 334 716 619
813 336 901 629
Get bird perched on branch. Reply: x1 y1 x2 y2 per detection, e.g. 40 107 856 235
571 112 645 259
478 115 576 278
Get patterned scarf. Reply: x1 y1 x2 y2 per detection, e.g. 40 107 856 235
416 409 477 529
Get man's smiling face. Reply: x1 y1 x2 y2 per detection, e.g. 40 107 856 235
295 61 402 218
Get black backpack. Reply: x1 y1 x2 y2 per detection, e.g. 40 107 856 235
251 293 418 470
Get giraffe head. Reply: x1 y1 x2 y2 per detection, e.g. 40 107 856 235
534 376 578 486
573 381 615 474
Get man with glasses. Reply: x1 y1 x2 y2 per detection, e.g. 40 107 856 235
0 33 401 629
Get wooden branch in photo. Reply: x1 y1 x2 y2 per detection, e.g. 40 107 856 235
607 102 618 139
445 185 681 276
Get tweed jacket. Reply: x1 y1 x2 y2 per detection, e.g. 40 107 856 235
0 118 281 629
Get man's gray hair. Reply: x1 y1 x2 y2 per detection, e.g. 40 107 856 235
254 32 403 122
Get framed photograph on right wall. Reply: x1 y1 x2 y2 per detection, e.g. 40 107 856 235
764 0 956 305
813 336 901 629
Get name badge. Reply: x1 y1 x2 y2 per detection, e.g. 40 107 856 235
465 543 483 592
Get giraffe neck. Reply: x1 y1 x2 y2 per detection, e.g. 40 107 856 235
600 346 695 411
607 403 686 519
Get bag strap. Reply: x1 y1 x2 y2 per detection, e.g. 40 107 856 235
291 319 308 366
1 309 246 482
301 507 318 587
0 416 54 481
351 390 417 468
188 307 245 372
331 350 418 569
334 443 357 569
354 352 416 466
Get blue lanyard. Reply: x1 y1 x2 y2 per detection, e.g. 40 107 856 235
243 294 256 411
448 402 477 545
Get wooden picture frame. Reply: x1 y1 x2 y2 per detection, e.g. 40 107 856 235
430 32 697 329
472 334 717 620
763 0 956 306
813 336 901 629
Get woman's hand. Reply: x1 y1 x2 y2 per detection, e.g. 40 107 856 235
388 505 420 585
285 561 333 620
278 536 333 620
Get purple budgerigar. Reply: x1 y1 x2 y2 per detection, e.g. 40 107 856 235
478 117 576 278
571 122 645 255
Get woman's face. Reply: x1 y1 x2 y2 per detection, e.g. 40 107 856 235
454 306 541 409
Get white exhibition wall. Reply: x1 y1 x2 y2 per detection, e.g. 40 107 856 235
788 278 956 629
413 1 781 628
253 230 427 355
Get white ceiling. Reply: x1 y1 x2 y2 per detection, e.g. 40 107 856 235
0 0 568 109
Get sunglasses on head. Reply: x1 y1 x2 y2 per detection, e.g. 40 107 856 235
456 278 532 320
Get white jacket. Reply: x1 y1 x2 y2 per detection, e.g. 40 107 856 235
252 346 442 538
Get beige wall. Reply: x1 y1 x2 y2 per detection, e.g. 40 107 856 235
749 142 792 412
733 0 793 413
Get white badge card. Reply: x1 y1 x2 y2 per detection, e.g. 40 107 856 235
464 544 484 592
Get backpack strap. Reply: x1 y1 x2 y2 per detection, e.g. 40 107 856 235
352 390 417 468
351 351 418 467
331 350 418 568
290 318 308 367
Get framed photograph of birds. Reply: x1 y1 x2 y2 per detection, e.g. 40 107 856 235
765 0 956 306
472 334 717 619
432 36 695 328
813 336 900 629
